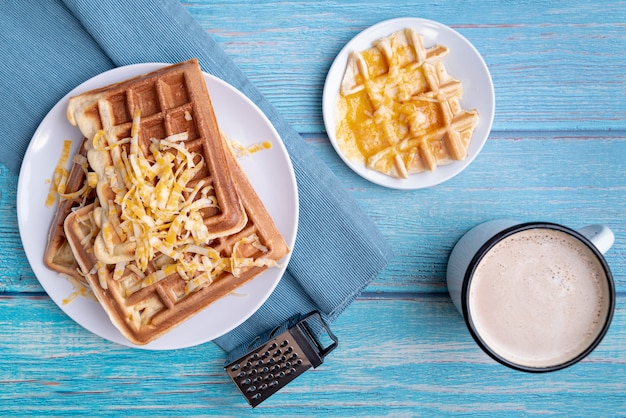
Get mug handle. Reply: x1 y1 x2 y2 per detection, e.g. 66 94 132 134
578 224 614 254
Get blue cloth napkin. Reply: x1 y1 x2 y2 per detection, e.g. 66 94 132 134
0 0 393 353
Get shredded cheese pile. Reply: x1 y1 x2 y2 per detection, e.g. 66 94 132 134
87 110 275 297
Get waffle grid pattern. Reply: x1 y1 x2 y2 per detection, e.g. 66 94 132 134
340 28 479 177
55 59 288 345
67 60 246 237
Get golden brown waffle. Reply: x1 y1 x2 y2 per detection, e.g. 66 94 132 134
64 141 290 345
336 28 479 178
66 59 247 240
44 139 95 284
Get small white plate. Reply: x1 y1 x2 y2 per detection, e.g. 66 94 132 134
17 63 298 350
322 17 495 189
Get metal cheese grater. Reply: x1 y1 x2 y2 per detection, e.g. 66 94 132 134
224 311 338 407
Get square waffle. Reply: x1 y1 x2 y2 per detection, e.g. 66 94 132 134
336 28 479 178
44 59 289 345
64 139 290 345
66 59 247 240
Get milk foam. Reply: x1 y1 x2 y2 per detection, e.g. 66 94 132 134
469 228 610 368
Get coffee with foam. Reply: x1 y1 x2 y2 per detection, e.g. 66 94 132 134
468 228 611 369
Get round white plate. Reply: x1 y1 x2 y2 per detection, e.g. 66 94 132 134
322 17 495 190
17 63 298 350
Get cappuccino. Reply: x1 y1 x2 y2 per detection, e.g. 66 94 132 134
468 227 611 369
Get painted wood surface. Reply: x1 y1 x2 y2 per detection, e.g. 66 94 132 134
1 0 625 415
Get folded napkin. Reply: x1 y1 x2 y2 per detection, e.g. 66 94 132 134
0 0 392 353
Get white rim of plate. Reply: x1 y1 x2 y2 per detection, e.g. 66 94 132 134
17 63 298 350
322 17 495 190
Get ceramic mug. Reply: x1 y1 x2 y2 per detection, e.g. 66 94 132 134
446 220 615 372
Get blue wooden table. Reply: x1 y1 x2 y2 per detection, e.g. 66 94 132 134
1 0 625 415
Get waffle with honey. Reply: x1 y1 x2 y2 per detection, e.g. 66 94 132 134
336 28 479 178
64 137 289 345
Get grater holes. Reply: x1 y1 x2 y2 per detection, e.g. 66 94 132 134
225 312 337 407
229 338 312 405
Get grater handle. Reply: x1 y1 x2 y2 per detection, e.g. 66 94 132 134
295 311 338 366
224 311 339 407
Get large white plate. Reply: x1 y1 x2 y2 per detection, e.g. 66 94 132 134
17 63 298 350
322 17 495 190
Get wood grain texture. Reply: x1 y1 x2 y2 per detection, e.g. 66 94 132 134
4 132 626 294
1 0 626 415
184 0 626 133
0 295 624 415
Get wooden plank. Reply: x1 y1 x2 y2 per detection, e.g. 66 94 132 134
3 131 626 294
184 0 626 133
0 165 41 292
304 130 626 292
1 1 625 415
0 294 624 415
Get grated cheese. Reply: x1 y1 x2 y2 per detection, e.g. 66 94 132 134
61 274 96 305
228 139 272 159
46 139 73 207
89 111 276 299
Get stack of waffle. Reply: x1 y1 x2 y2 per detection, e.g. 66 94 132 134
44 59 289 345
337 28 479 178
